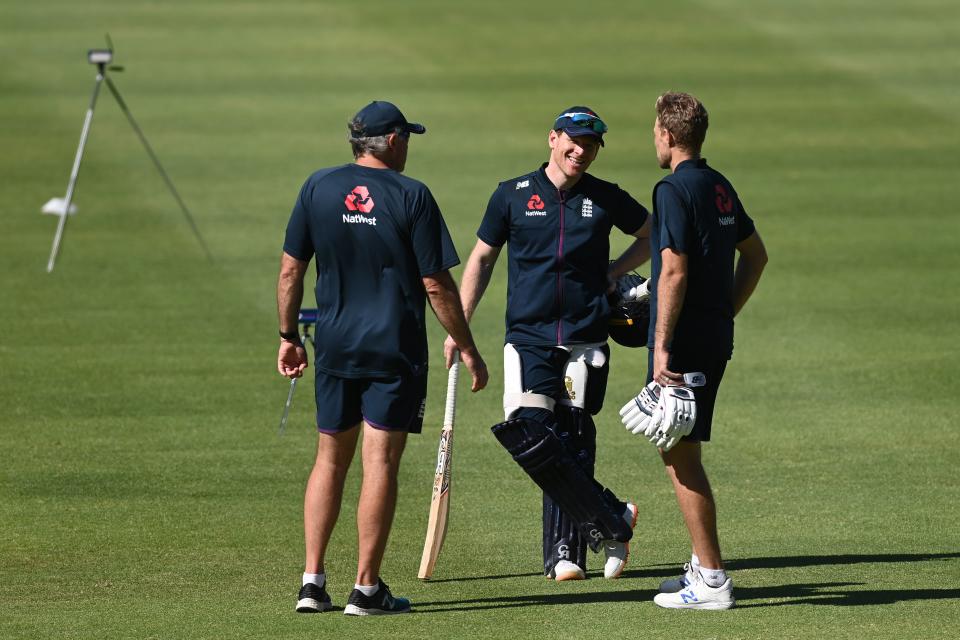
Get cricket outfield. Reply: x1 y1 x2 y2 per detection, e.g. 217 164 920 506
1 1 958 638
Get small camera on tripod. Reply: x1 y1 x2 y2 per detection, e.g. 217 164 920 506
87 49 113 65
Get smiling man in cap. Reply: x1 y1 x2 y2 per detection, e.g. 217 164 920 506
443 106 652 581
277 100 487 615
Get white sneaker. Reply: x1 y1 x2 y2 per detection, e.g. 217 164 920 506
603 501 638 579
550 560 586 581
659 562 697 593
653 572 735 610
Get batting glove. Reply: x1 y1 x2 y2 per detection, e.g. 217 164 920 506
619 381 661 437
648 385 697 451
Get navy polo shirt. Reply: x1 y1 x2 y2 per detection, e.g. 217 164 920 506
283 164 459 378
477 164 648 346
647 158 756 360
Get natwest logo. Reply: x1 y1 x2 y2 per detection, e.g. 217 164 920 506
527 194 545 210
345 185 375 213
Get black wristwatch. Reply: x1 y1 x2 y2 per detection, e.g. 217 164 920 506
279 330 303 345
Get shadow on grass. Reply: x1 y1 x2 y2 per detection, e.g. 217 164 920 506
421 570 543 583
426 552 960 584
620 551 960 580
412 581 960 613
414 553 960 611
414 588 659 613
736 582 960 608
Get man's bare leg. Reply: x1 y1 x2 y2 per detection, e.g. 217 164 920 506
304 425 361 574
356 421 408 585
661 440 722 570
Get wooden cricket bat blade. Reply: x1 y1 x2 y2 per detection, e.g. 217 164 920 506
417 427 453 579
417 355 459 579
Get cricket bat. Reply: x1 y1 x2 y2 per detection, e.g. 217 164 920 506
417 352 460 579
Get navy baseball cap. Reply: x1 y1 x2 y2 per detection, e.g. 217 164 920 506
350 100 426 138
554 106 607 146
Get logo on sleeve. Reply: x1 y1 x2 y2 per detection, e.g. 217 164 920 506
345 186 375 214
515 179 530 190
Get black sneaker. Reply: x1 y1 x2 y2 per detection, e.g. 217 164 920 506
296 582 333 613
343 579 411 616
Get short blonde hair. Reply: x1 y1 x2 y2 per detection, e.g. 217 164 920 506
655 92 709 153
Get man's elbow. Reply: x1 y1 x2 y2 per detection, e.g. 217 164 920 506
660 265 687 284
422 271 453 297
279 269 305 289
751 246 769 272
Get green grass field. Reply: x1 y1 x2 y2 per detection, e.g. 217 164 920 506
2 1 959 638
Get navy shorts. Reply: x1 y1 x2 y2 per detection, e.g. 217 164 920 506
646 349 727 442
313 369 427 434
514 344 610 415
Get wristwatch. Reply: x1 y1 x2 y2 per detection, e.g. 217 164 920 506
279 330 303 345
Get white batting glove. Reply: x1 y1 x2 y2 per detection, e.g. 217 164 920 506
648 385 697 451
619 381 661 437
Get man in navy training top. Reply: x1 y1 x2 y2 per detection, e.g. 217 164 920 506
644 92 767 609
444 106 651 581
277 100 488 616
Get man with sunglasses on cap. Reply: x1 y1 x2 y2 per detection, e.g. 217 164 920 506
277 100 488 615
444 107 651 581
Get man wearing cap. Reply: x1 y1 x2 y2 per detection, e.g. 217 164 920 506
277 100 488 615
443 107 651 581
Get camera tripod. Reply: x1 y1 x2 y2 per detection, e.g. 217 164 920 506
46 41 211 272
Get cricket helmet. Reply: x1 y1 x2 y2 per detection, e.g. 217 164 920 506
607 272 650 348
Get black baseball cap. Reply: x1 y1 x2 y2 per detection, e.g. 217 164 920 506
350 101 426 138
554 106 607 146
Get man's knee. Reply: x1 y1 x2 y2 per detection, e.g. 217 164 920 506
361 423 408 468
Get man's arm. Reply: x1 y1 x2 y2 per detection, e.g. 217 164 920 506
458 239 502 322
652 247 687 386
442 239 501 365
608 217 652 284
733 231 768 316
276 251 309 378
423 269 489 392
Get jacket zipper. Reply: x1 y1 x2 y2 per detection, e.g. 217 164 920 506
556 188 565 345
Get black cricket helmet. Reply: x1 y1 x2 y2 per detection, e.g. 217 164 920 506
608 271 650 348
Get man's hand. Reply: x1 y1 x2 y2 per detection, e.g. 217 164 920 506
278 340 308 379
443 334 460 369
620 381 661 436
649 385 697 451
458 345 488 392
652 345 683 387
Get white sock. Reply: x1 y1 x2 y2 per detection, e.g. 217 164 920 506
690 553 701 575
354 582 380 596
303 572 325 587
699 566 728 588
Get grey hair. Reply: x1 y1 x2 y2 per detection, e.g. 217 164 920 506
348 117 394 159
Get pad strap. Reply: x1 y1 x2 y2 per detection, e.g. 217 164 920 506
503 392 556 412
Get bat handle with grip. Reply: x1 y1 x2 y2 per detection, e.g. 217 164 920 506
444 352 459 428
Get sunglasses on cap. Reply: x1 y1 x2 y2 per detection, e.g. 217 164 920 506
556 112 609 134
